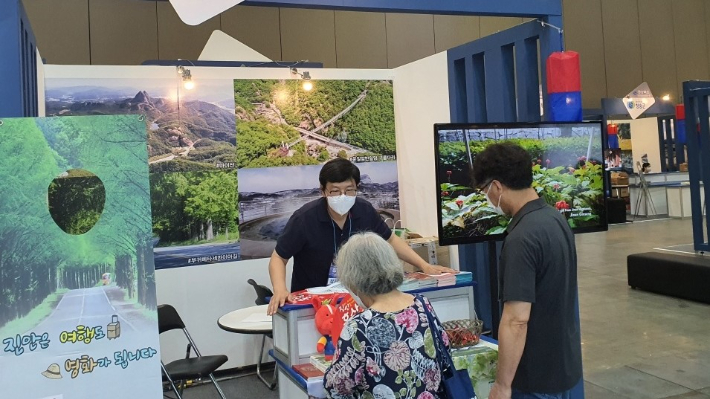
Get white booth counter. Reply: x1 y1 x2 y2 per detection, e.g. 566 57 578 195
271 282 477 399
628 171 690 217
665 182 705 218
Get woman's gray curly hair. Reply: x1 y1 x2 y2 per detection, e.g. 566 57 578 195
336 232 403 296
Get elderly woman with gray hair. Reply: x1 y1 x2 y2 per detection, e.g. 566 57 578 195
324 232 451 399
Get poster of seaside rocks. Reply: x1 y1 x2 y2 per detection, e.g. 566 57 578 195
0 116 162 398
234 79 400 259
45 78 240 269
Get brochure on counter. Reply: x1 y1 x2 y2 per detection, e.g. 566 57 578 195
287 271 473 305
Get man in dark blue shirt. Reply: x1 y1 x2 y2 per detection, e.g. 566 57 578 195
472 143 582 399
266 158 454 315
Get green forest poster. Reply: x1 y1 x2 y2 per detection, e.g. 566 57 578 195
0 116 163 398
45 78 239 269
234 79 400 259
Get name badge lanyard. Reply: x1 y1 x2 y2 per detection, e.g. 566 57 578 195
331 214 352 256
328 215 351 285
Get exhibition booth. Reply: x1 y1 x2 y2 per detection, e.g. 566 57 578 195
2 31 502 396
597 97 692 220
35 55 456 368
9 0 710 398
36 49 546 398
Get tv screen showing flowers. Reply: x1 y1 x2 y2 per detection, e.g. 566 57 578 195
434 122 607 245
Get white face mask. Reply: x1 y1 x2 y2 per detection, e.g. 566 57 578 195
485 182 505 215
327 194 356 216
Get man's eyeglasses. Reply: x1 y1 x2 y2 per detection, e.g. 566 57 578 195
476 181 494 195
327 189 357 197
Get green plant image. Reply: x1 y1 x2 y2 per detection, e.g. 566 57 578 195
531 162 604 228
439 136 604 240
452 347 499 398
440 183 509 238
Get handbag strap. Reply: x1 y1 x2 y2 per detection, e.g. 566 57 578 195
418 295 455 372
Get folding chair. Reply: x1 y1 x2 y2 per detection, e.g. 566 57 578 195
158 304 228 399
247 279 278 390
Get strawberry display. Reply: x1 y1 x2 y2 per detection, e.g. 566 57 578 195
442 319 483 348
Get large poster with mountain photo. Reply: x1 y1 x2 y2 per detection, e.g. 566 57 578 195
45 78 239 269
234 79 399 259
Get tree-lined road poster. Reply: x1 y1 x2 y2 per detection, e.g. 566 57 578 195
0 116 162 398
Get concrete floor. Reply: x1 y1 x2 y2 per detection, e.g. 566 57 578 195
183 218 710 399
578 218 710 399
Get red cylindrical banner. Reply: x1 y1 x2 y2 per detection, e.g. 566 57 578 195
546 51 581 94
676 104 685 120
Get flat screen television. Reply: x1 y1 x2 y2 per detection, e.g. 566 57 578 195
434 121 607 246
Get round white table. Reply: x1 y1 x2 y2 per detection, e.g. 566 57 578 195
217 304 272 334
218 304 276 389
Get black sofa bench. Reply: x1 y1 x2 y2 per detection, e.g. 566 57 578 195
627 252 710 304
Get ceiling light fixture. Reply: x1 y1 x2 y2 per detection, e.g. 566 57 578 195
291 68 314 91
178 67 194 90
302 71 313 91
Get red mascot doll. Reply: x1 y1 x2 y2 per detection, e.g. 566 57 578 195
313 297 338 360
313 294 364 361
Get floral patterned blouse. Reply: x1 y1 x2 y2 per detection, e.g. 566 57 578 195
324 294 450 399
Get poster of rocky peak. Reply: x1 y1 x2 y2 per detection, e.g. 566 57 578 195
46 79 236 169
234 79 399 259
45 78 239 269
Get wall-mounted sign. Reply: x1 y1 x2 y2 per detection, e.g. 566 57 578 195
169 0 245 25
624 82 655 120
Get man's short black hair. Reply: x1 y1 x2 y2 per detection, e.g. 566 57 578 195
471 142 533 190
319 158 361 188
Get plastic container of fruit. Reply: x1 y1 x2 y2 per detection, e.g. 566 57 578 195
442 318 483 348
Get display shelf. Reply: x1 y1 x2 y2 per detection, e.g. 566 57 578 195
270 336 499 399
625 172 691 216
610 184 629 198
272 283 475 368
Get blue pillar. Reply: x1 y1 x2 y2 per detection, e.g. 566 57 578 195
0 0 38 118
458 241 502 333
448 11 584 397
683 82 710 252
515 38 542 123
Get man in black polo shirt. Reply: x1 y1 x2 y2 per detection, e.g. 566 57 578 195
472 143 582 399
266 158 454 315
